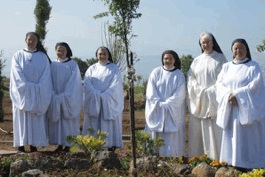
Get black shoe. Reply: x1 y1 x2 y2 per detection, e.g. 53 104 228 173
64 146 70 152
108 146 116 152
18 146 25 153
30 145 37 152
54 145 63 152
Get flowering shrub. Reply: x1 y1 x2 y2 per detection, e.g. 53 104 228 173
188 154 227 169
66 128 107 163
135 130 164 157
240 168 265 177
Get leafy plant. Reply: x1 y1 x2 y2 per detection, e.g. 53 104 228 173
135 130 164 157
240 168 265 177
188 154 227 169
66 128 107 163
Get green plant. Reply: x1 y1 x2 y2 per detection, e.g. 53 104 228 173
135 130 164 157
240 168 265 177
66 128 107 163
188 154 213 167
0 156 15 175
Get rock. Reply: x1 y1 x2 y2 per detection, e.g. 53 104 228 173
95 150 122 169
64 158 90 169
21 169 43 177
173 163 191 175
10 159 30 176
192 162 216 177
215 167 238 177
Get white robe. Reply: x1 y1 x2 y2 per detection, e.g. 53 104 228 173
187 51 227 160
216 59 265 168
145 67 186 157
10 49 52 147
47 59 82 146
82 62 124 148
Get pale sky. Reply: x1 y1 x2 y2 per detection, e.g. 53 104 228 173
1 0 265 76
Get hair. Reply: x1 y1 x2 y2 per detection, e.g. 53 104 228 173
55 42 73 58
199 31 223 54
95 46 113 63
161 50 181 70
231 38 251 59
25 32 51 63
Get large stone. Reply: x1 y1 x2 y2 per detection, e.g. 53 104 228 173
10 159 30 176
22 169 43 177
192 162 216 177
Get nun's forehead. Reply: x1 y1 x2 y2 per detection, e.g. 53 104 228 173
200 32 212 41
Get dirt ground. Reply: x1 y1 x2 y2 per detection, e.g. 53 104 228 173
0 91 147 152
0 88 189 156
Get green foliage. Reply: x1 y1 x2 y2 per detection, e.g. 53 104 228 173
66 128 107 163
180 54 193 79
135 130 164 157
72 57 89 79
0 156 15 176
94 0 142 65
188 154 228 169
34 0 52 41
256 39 265 52
240 168 265 177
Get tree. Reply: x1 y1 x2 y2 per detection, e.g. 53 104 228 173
94 1 141 176
257 39 265 52
0 51 5 122
34 0 52 42
94 0 141 65
102 22 127 72
180 54 193 79
72 57 89 79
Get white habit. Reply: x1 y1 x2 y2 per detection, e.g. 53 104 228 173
187 51 227 160
10 49 52 147
145 67 186 157
82 62 124 148
48 59 82 146
216 59 265 168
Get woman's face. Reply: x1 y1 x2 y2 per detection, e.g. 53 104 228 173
97 48 109 64
200 36 213 54
26 34 38 50
232 42 247 61
56 45 67 60
163 54 175 69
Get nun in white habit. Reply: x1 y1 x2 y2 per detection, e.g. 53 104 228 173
10 32 52 153
145 50 186 157
216 38 265 169
47 42 82 152
82 46 124 152
187 32 227 160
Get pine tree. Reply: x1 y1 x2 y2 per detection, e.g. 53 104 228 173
34 0 52 42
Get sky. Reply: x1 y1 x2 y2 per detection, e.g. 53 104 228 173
1 0 265 77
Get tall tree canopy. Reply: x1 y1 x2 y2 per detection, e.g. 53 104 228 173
34 0 52 41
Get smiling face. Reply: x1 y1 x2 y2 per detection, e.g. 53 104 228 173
200 36 213 54
163 53 175 69
97 48 109 64
26 34 38 50
232 42 247 61
56 45 67 60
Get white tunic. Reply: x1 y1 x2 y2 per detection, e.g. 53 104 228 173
82 62 124 148
187 51 227 160
10 49 52 147
216 59 265 168
145 67 186 157
47 59 82 146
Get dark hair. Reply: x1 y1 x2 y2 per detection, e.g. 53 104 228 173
55 42 73 58
95 46 113 63
161 50 181 70
231 38 251 59
25 32 51 63
199 32 223 54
